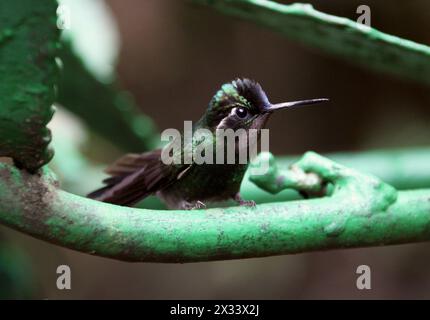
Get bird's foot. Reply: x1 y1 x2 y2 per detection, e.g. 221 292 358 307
240 200 256 207
234 193 256 207
183 200 206 210
195 201 206 209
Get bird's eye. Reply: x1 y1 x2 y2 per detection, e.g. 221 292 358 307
233 107 248 119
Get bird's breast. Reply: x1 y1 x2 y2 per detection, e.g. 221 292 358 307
160 163 248 205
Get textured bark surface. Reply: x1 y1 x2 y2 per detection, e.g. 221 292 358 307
0 0 59 171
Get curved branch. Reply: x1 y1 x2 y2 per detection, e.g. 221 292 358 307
193 0 430 86
1 152 430 263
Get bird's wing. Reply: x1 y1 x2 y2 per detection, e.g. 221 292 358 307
88 149 190 206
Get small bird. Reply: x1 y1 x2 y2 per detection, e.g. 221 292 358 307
88 78 328 209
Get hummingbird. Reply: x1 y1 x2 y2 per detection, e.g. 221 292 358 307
88 78 328 209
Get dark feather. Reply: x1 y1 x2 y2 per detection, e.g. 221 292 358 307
232 78 270 113
88 150 181 206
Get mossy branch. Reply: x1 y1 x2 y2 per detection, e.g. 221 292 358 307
193 0 430 85
1 153 430 263
1 1 430 263
0 0 59 171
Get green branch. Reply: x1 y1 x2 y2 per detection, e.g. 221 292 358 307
1 0 430 264
0 0 59 171
57 41 159 152
236 147 430 205
193 0 430 85
1 153 429 263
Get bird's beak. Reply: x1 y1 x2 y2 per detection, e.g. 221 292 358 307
266 98 329 112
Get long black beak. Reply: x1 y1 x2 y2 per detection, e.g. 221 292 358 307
266 98 329 112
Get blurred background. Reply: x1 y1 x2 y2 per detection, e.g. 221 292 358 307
1 0 430 299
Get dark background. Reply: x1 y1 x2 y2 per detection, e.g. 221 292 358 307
2 0 430 299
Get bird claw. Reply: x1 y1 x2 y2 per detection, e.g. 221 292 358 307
234 193 256 208
195 201 206 209
183 200 206 210
239 199 256 207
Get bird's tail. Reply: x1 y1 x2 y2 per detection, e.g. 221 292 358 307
88 150 164 206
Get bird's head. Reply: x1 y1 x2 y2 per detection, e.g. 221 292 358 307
202 78 328 132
